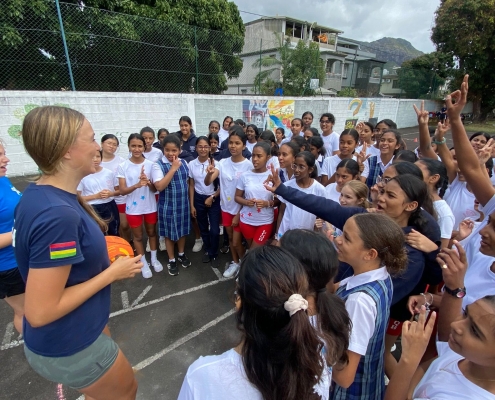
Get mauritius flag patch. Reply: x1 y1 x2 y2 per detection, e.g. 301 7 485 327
49 241 77 259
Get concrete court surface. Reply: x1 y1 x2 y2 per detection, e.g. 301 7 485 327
0 125 452 400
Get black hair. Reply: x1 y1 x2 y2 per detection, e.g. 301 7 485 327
486 157 494 178
253 141 271 157
392 161 424 180
308 136 326 156
101 133 119 145
320 112 336 124
234 119 246 127
417 158 449 198
127 133 145 147
223 116 233 125
390 174 433 234
302 111 314 121
196 135 209 147
376 119 397 129
380 128 402 155
208 120 221 130
291 118 303 126
280 141 300 158
395 150 418 163
336 159 359 178
363 121 375 131
140 126 155 137
340 129 359 144
292 136 310 152
208 133 220 143
280 230 351 367
259 130 276 143
276 127 285 138
162 134 181 149
157 128 169 138
229 126 247 145
179 116 193 126
295 151 318 179
236 246 328 400
247 124 260 139
469 131 491 143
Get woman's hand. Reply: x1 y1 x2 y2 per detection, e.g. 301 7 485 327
413 100 430 125
107 254 144 281
446 74 469 121
191 206 197 218
171 156 182 172
400 306 437 365
458 219 475 241
314 218 324 229
205 196 213 207
356 143 370 168
206 158 216 175
263 164 281 193
406 229 438 253
436 240 468 289
434 118 450 143
407 294 430 315
232 214 240 227
478 138 495 164
99 189 111 199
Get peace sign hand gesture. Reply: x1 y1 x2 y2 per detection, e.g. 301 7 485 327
477 138 494 164
413 100 429 125
263 163 281 193
446 74 469 121
206 158 216 175
356 143 370 166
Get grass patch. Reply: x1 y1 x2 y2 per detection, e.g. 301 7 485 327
464 123 495 134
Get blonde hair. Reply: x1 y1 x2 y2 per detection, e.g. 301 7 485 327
342 180 370 208
21 106 107 232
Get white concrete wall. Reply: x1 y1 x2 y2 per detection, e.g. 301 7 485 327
0 90 470 177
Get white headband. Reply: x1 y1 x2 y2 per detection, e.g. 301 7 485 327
284 294 309 317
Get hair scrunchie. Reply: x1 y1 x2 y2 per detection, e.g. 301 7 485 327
284 294 309 317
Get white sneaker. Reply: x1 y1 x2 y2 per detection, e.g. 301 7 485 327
192 238 203 252
141 263 152 279
223 261 240 278
146 239 150 252
219 225 224 235
152 259 163 273
159 237 166 251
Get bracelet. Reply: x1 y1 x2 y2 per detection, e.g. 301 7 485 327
420 292 432 309
432 137 446 145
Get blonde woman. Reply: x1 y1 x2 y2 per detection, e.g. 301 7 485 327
13 106 143 400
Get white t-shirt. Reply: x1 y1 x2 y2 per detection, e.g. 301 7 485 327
117 159 164 215
444 176 478 229
339 267 390 356
218 128 229 145
216 158 253 215
361 155 395 179
356 144 381 158
277 179 326 237
237 170 273 226
189 158 215 196
434 199 455 240
178 348 330 400
413 342 495 399
325 183 341 202
100 155 127 205
77 168 117 205
245 141 256 154
143 147 163 163
267 156 280 172
322 132 340 155
462 248 495 309
321 155 357 178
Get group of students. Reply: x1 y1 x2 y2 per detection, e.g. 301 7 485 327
0 75 494 399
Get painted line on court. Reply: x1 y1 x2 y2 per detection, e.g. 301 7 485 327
1 322 14 346
130 285 152 307
121 291 130 309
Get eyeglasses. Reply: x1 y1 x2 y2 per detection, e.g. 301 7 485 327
376 176 392 185
197 146 210 150
291 163 307 172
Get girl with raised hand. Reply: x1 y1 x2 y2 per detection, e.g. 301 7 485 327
275 152 326 241
245 124 259 153
153 135 192 276
178 246 332 400
189 136 221 268
360 129 401 189
319 113 340 156
302 111 314 129
77 150 120 236
118 133 164 279
355 121 379 156
205 128 251 279
280 230 351 383
235 142 274 249
321 129 359 187
140 126 163 163
14 106 142 399
100 134 131 242
278 141 300 183
331 213 407 399
416 158 455 248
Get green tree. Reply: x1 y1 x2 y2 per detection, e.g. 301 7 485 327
337 87 358 98
252 36 325 96
0 0 244 93
431 0 495 121
396 52 452 99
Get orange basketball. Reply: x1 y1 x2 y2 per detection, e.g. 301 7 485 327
105 236 134 262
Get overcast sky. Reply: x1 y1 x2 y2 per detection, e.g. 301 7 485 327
231 0 441 53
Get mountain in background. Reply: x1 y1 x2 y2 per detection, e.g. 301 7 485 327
358 37 424 68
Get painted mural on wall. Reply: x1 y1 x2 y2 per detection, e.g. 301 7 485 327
345 98 377 129
242 100 268 130
266 100 295 132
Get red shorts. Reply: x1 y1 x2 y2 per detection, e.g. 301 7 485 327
239 221 272 245
126 212 157 229
221 211 241 232
386 318 404 336
117 203 126 213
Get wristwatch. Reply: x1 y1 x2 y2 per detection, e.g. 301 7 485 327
444 286 466 298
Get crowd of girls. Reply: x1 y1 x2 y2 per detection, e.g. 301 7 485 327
5 76 495 399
